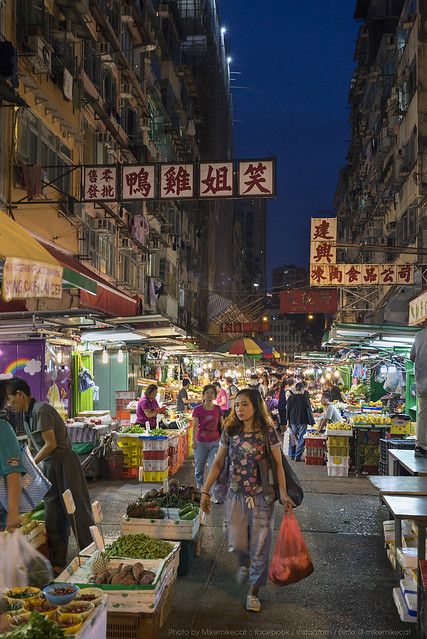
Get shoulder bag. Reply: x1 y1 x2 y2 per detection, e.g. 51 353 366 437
257 431 304 507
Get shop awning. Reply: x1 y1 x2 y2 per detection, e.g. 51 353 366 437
40 242 139 318
0 213 59 265
323 323 420 350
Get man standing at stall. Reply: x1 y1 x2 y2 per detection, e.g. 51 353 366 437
7 377 94 574
410 321 427 456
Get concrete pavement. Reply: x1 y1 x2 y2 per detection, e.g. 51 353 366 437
82 460 415 638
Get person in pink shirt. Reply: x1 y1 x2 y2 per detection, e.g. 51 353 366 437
136 384 165 428
192 385 224 503
213 381 229 417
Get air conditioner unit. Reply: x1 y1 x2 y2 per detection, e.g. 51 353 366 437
120 83 133 99
96 41 113 63
26 35 52 74
97 218 115 233
139 117 151 130
96 132 114 147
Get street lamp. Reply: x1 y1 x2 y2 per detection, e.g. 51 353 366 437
307 314 314 320
221 27 227 35
253 283 259 288
262 316 268 322
269 337 273 342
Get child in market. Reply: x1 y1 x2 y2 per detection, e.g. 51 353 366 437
200 388 294 612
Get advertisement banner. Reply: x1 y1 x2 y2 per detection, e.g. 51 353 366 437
280 289 338 314
0 340 44 399
310 218 337 265
200 162 234 198
310 263 414 287
221 322 268 333
160 164 194 199
2 257 63 301
238 160 275 197
83 166 118 201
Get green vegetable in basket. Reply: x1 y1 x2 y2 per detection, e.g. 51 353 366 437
1 612 65 638
180 509 198 521
104 533 173 559
30 510 45 521
178 504 194 517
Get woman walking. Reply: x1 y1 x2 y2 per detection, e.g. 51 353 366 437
192 385 224 503
200 389 293 612
213 381 230 417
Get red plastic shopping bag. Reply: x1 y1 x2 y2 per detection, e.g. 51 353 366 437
269 510 314 585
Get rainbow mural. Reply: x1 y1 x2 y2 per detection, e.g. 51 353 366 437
2 359 31 375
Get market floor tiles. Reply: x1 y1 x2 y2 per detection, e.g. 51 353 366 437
76 460 415 637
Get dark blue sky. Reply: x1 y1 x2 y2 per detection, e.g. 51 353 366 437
220 1 359 279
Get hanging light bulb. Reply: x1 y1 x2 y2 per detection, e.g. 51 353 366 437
102 349 109 364
117 349 124 363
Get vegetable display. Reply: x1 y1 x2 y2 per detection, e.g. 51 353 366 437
1 612 65 638
121 426 168 436
141 482 200 509
104 533 173 559
126 500 165 519
91 561 156 586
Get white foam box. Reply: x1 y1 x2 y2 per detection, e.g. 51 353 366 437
57 543 180 614
121 509 200 541
383 519 416 543
325 427 353 437
393 587 416 623
400 578 417 598
397 547 418 569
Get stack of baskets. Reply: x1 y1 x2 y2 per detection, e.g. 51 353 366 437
142 436 169 482
326 426 352 477
117 435 144 480
304 435 326 465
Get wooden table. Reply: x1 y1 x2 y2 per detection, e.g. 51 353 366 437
368 475 427 497
383 495 427 636
388 449 427 477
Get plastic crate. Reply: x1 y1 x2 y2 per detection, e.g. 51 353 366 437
327 455 349 467
122 467 139 480
143 469 169 482
117 437 144 449
327 445 349 457
305 456 325 465
304 437 326 448
327 462 349 477
116 410 131 421
305 447 325 458
123 457 142 469
380 438 415 462
142 438 169 451
144 449 169 461
142 458 169 472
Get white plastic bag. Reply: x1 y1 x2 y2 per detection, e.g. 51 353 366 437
0 531 53 590
0 445 51 512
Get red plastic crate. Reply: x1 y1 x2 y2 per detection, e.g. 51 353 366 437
143 449 169 461
305 447 325 458
304 438 326 448
121 467 139 480
305 456 325 465
116 410 131 421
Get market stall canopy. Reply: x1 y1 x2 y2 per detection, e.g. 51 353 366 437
218 338 263 356
323 323 420 350
0 212 63 301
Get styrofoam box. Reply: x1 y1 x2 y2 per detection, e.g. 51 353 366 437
142 438 169 451
387 547 396 570
325 428 353 437
393 587 416 623
142 458 169 472
400 578 417 598
58 542 180 614
327 464 349 477
121 509 200 541
397 547 418 569
326 455 349 467
383 519 415 543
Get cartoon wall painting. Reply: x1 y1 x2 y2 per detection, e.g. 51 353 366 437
0 341 44 399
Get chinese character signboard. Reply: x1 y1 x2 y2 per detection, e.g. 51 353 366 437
122 165 155 200
2 257 63 301
310 263 414 287
238 160 275 197
280 289 338 314
83 166 117 201
221 321 268 333
160 164 194 199
310 218 337 265
80 159 276 201
409 290 427 326
200 162 234 198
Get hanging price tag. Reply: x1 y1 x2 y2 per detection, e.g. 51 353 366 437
92 501 103 524
90 525 105 551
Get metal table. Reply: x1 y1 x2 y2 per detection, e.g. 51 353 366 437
389 450 427 477
368 475 427 497
352 424 390 475
383 495 427 636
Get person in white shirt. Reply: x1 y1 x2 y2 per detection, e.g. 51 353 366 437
318 392 342 432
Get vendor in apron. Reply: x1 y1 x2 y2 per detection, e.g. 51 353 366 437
7 377 94 573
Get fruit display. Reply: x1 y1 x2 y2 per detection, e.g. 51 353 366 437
90 561 156 586
352 414 391 425
104 533 173 560
327 422 352 431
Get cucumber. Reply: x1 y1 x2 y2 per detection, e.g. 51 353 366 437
178 504 193 517
180 510 197 520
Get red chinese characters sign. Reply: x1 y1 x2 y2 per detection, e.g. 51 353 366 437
83 166 117 201
238 160 275 197
200 162 233 198
160 164 194 199
122 165 155 200
310 218 337 265
221 322 268 333
310 264 414 287
280 289 338 314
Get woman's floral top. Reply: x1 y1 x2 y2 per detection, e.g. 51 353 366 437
220 427 280 496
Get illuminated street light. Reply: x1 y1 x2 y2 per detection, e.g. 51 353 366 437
307 314 314 320
269 337 273 342
253 283 259 288
262 316 268 322
227 57 232 64
221 27 227 35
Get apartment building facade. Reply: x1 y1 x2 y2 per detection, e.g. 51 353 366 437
0 0 236 332
334 0 426 324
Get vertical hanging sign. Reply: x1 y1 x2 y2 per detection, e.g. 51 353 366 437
83 166 118 201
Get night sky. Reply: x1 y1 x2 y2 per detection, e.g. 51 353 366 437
220 1 359 281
